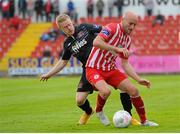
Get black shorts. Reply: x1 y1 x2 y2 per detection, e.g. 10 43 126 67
77 68 94 94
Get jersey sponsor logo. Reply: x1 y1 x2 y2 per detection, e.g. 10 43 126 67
72 38 87 53
101 29 110 36
94 74 99 80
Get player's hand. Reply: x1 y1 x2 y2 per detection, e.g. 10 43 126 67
40 74 50 81
117 48 130 58
138 79 151 88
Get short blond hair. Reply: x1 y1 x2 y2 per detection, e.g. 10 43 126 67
56 14 70 28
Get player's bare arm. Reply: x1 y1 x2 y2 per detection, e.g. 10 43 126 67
93 36 130 58
121 58 151 88
40 59 68 81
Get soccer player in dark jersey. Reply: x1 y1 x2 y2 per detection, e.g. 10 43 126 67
40 14 140 125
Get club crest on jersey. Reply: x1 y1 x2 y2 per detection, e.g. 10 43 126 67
118 43 126 48
94 74 99 80
118 45 123 48
101 29 110 36
77 31 84 38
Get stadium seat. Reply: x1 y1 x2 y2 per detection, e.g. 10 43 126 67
80 17 87 23
167 15 174 21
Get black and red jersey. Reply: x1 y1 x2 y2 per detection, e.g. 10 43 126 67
61 23 102 66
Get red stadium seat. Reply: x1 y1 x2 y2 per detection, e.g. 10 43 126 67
167 15 174 21
79 17 87 23
87 17 94 23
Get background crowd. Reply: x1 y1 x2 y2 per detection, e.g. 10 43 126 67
0 0 164 24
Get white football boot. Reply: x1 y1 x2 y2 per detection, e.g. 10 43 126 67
96 111 110 126
141 120 159 126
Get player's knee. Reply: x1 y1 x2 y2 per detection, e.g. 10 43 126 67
76 99 85 106
100 89 111 99
76 97 85 106
129 87 139 97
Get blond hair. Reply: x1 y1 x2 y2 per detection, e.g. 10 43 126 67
56 14 70 28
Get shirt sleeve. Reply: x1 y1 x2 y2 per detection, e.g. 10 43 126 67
82 23 102 34
61 41 72 60
98 23 116 42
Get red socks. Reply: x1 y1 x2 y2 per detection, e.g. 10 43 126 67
131 96 146 123
96 94 106 112
96 94 147 123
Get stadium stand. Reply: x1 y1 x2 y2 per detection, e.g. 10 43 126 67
131 15 180 55
0 18 30 60
0 22 52 71
31 22 64 58
0 15 179 71
79 15 179 55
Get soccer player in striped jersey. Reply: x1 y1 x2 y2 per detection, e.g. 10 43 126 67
86 11 159 126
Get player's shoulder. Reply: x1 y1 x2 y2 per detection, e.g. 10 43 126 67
79 23 101 29
77 23 89 28
63 37 71 48
105 23 119 29
103 23 118 33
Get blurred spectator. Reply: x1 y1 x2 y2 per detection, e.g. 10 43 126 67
152 10 165 27
9 0 14 18
67 0 75 18
66 0 78 23
40 32 50 41
87 0 94 18
96 0 104 18
115 0 123 17
9 15 20 30
27 0 34 19
72 9 78 24
53 0 59 20
144 0 154 16
34 0 44 22
107 0 115 18
43 45 51 57
18 0 27 19
44 0 53 22
1 0 10 20
48 28 59 41
40 28 59 42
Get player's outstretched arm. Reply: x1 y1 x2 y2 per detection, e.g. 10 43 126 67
121 59 151 88
40 59 68 81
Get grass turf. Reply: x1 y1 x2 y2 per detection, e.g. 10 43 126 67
0 74 180 132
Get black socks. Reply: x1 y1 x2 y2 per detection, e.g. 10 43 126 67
120 93 132 116
78 99 92 115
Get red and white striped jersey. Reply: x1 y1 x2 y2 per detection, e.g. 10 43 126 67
86 23 132 71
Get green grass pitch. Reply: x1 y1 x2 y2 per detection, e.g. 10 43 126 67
0 74 180 132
